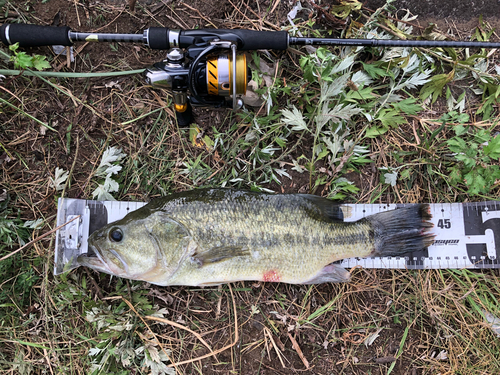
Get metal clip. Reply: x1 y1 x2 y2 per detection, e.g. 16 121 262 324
64 215 82 249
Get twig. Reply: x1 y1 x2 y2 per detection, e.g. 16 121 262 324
182 3 217 28
43 347 55 375
85 269 104 300
0 215 81 262
307 0 345 27
264 327 286 368
61 135 79 198
55 42 89 72
287 332 310 369
144 315 216 358
226 0 260 30
128 0 136 12
73 0 81 27
167 284 239 367
269 0 281 15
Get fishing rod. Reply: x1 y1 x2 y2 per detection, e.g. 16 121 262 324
2 23 500 125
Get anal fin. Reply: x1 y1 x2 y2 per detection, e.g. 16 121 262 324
302 264 351 284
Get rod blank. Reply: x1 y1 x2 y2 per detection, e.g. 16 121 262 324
290 36 500 49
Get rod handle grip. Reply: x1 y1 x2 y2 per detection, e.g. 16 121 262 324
0 23 72 47
228 29 288 50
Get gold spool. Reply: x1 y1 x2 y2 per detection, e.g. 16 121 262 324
206 54 247 96
230 54 247 95
207 58 219 96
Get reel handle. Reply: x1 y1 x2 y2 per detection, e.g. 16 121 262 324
1 24 71 47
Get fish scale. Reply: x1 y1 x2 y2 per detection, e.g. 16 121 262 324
169 196 371 251
158 197 361 284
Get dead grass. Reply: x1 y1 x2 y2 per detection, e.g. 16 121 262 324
1 0 500 374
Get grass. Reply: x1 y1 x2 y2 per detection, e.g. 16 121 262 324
1 0 500 373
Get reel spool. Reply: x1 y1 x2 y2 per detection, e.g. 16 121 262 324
206 54 247 97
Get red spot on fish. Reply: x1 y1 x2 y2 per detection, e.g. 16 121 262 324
262 270 281 282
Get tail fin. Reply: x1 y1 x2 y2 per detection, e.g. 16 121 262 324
366 204 434 257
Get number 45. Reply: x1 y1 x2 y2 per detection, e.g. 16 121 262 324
437 219 451 229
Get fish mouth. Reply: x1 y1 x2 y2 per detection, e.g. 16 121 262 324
77 244 114 274
77 244 129 275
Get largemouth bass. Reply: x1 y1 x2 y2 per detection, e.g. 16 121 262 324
78 189 434 286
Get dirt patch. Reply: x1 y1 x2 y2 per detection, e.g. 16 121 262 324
365 0 500 31
1 0 499 374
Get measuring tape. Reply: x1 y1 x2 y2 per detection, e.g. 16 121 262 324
54 198 500 276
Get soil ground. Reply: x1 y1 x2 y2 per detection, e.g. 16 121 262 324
1 0 500 374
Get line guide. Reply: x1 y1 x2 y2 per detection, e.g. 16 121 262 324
54 198 500 275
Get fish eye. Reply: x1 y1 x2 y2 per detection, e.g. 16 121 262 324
109 228 123 242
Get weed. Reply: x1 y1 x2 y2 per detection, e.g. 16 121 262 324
7 43 51 71
446 120 500 195
0 194 41 317
0 193 33 249
92 147 127 200
85 299 175 374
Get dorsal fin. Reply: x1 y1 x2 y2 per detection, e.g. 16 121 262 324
296 194 346 222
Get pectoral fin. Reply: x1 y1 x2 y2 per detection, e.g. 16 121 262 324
193 246 250 267
302 263 351 284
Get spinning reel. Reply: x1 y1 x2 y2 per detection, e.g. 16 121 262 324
144 40 250 126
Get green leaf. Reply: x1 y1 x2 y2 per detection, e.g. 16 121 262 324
344 87 375 102
12 51 32 69
474 129 490 144
448 166 462 185
477 95 496 119
365 126 388 138
484 134 500 159
420 71 455 103
455 113 470 123
274 137 287 148
391 98 422 115
299 55 317 83
376 109 406 128
330 0 362 18
444 47 458 62
464 170 486 195
447 137 467 153
8 42 19 53
362 62 389 79
32 55 51 71
455 153 477 169
316 145 330 160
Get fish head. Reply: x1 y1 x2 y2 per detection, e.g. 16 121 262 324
78 208 191 284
